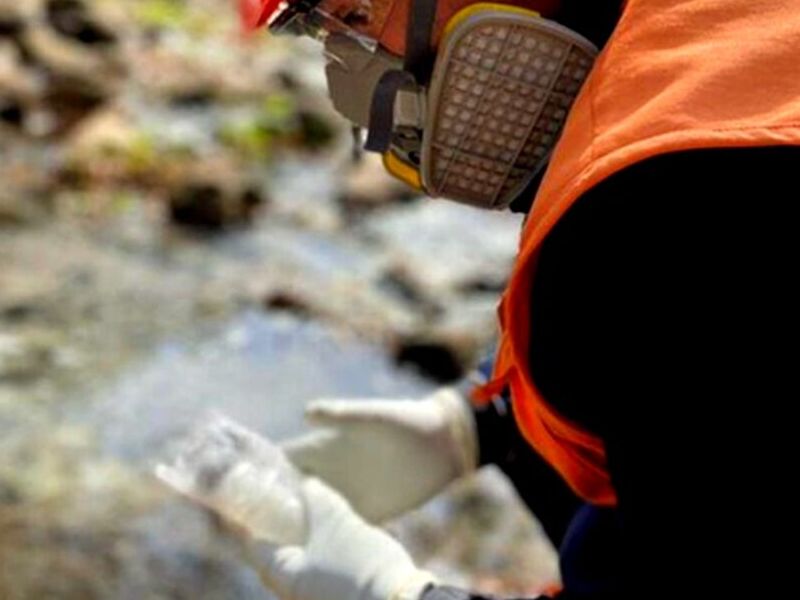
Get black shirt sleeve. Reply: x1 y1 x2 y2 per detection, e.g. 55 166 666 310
472 391 582 547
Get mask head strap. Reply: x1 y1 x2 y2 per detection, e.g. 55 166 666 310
364 0 438 153
403 0 438 81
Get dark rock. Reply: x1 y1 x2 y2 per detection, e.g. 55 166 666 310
263 292 312 319
297 110 336 150
0 482 22 505
9 31 37 66
393 337 465 383
168 183 265 231
458 276 508 295
1 303 38 322
42 76 107 136
378 267 443 318
16 5 125 125
0 333 54 382
46 0 117 47
276 69 300 92
0 196 48 226
0 15 24 38
337 154 417 218
169 89 216 109
169 184 226 230
0 97 23 126
239 187 263 214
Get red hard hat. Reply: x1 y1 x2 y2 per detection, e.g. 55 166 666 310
239 0 283 29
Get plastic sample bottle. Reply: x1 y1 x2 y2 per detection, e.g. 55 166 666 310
155 412 307 546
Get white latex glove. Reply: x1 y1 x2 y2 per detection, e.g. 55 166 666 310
250 477 437 600
282 388 478 523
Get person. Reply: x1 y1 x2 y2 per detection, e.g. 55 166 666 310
237 0 800 598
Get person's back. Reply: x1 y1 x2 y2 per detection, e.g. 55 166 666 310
531 147 798 597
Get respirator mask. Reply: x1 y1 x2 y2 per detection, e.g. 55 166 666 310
241 0 597 210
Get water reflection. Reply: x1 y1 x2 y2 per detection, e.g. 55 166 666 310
87 310 433 462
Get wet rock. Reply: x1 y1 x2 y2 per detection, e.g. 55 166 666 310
263 291 313 319
22 20 123 84
46 0 117 47
0 332 54 381
390 302 497 383
0 39 33 88
0 268 57 322
296 109 336 151
338 153 417 216
0 423 263 600
169 184 226 230
378 265 443 318
65 107 137 155
0 97 23 126
0 0 125 138
458 275 508 295
0 41 40 132
169 181 264 231
395 470 560 596
0 145 57 203
62 108 183 187
38 75 108 136
169 88 216 109
392 334 466 383
258 268 421 343
275 69 301 92
260 284 336 324
0 481 21 504
218 94 338 161
128 45 217 104
62 106 142 183
126 42 274 105
0 1 36 32
0 194 47 225
1 303 37 322
0 0 124 137
64 109 269 198
362 201 521 296
0 12 25 37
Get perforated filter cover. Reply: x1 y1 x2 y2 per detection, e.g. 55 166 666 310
421 10 598 209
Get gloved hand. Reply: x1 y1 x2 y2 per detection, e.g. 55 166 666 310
249 477 437 600
282 388 478 523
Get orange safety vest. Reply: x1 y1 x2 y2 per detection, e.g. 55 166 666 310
474 0 800 507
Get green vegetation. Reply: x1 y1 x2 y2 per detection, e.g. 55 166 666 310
219 93 335 159
134 0 189 29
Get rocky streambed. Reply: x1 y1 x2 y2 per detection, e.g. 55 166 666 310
1 1 557 598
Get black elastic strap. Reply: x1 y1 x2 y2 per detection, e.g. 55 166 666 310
404 0 439 82
364 69 416 153
364 0 438 153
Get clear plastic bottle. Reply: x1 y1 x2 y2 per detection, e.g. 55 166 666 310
155 412 308 545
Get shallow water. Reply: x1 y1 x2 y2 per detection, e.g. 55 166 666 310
0 1 556 594
86 310 434 463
